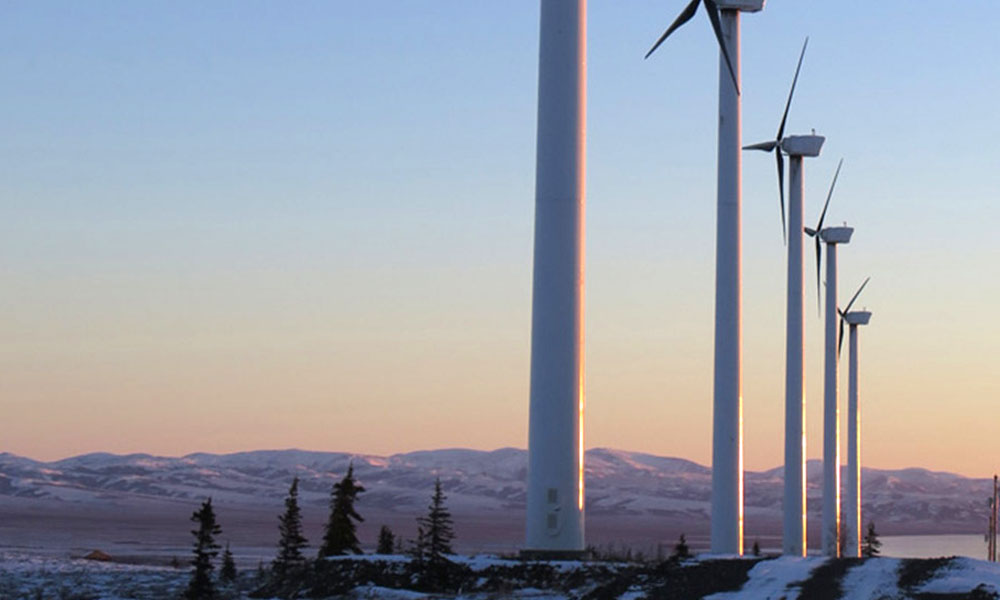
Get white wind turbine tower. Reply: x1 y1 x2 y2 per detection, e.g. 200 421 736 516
645 0 764 556
838 278 871 558
744 38 824 557
804 170 853 557
524 0 587 557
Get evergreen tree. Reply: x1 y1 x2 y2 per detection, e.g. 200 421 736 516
273 477 309 576
671 534 691 561
377 525 396 555
752 540 761 557
220 542 237 582
184 497 223 600
862 521 882 558
409 526 427 564
319 464 366 557
416 478 455 565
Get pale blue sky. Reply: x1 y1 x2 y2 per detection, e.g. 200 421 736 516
1 2 999 474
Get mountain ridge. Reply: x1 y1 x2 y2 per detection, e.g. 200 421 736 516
0 446 988 537
5 447 976 478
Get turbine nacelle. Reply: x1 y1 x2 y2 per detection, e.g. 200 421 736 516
645 0 752 95
715 0 765 12
820 226 853 245
837 277 871 357
843 311 872 326
803 158 844 313
781 134 825 158
742 37 808 244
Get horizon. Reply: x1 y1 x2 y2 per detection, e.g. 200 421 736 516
3 445 989 479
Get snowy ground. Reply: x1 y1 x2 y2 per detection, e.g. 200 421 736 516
916 557 1000 596
704 556 824 600
0 551 207 599
3 552 1000 599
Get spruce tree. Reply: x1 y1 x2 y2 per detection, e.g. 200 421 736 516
417 478 455 565
184 497 223 600
671 534 691 561
220 542 237 582
273 477 309 576
319 464 366 557
862 521 882 557
410 525 427 564
377 525 396 555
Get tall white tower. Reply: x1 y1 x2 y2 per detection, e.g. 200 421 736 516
844 309 872 557
644 0 764 556
710 0 762 556
524 0 586 557
780 134 824 556
820 225 853 556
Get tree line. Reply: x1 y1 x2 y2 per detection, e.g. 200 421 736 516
181 469 883 598
182 465 454 600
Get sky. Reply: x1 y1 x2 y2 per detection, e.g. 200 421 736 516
1 2 999 476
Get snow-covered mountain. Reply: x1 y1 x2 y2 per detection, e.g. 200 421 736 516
0 448 988 534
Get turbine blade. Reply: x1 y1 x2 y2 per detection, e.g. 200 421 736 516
743 140 778 151
703 0 740 95
843 276 871 314
777 37 809 142
644 0 701 59
838 318 845 359
777 150 786 244
804 227 817 237
816 158 843 233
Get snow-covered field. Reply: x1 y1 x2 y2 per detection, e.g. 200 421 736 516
3 552 1000 600
704 557 823 600
0 552 214 600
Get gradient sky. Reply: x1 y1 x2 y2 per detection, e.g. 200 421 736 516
1 2 999 476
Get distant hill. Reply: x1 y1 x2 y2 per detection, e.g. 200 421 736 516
0 447 988 540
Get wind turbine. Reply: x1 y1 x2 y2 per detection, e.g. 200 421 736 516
804 171 853 556
839 278 871 558
744 37 822 557
646 0 764 556
525 0 586 557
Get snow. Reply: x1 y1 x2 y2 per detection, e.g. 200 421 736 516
2 447 994 539
454 554 521 570
839 558 902 600
344 587 570 600
348 585 428 599
0 552 194 600
0 550 585 600
322 553 412 564
916 556 1000 596
10 551 1000 599
704 555 1000 600
320 553 595 574
703 556 825 600
617 587 646 600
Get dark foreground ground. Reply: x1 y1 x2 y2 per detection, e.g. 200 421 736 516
4 552 1000 599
